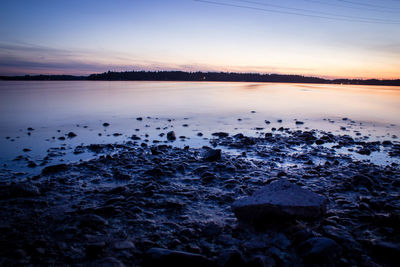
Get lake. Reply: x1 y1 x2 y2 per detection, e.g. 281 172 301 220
1 81 399 175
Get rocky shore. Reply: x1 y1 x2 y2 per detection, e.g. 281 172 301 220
0 129 399 266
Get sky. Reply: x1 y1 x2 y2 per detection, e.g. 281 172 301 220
0 0 400 79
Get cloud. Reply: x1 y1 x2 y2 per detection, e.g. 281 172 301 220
0 42 317 76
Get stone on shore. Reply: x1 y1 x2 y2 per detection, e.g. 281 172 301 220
202 148 221 161
144 248 213 267
299 237 342 264
232 179 327 223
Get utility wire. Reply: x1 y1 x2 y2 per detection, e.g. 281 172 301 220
234 0 400 23
194 0 400 24
337 0 400 10
303 0 399 14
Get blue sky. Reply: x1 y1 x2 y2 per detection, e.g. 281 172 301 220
1 0 400 78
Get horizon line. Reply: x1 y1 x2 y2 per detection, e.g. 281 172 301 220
1 70 400 82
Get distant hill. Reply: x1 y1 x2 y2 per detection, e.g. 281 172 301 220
1 71 400 86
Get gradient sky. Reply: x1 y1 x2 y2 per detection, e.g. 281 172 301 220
1 0 400 79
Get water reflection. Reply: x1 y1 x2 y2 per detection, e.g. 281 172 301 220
0 81 399 174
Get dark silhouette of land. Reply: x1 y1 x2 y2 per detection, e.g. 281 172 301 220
1 71 400 86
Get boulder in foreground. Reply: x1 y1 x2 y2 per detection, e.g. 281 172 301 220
232 179 327 223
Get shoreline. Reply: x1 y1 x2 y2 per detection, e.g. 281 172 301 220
0 129 399 266
1 70 400 86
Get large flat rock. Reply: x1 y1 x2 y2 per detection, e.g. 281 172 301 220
232 179 327 223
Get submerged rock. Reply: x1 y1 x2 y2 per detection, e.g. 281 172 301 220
67 132 77 138
232 179 327 223
167 131 176 141
212 132 229 138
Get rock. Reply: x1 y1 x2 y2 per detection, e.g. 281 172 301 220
167 131 176 141
103 122 110 127
113 240 135 250
27 161 37 168
27 127 34 131
246 255 273 267
212 132 229 138
90 257 125 267
113 170 131 181
136 117 143 121
367 240 400 264
23 148 31 152
2 183 41 199
217 249 245 267
201 222 223 237
232 179 327 223
203 149 221 161
299 237 342 264
295 121 304 125
264 120 270 124
357 148 371 155
67 132 77 138
79 214 108 229
201 172 217 182
85 242 106 257
130 134 141 140
144 248 212 267
42 163 68 175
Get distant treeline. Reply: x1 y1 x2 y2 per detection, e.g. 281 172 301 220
1 71 400 86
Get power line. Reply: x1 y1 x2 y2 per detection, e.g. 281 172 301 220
194 0 400 24
337 0 400 10
234 0 400 23
303 0 400 14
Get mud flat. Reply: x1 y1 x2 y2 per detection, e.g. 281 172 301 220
0 129 399 266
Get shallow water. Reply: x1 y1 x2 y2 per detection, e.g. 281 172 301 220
0 81 399 174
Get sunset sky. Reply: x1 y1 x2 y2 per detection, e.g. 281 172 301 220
1 0 400 79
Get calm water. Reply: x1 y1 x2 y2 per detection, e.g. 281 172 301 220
1 81 399 174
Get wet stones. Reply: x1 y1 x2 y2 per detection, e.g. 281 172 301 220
201 171 217 183
41 163 68 175
113 240 135 250
79 214 108 230
90 257 125 267
357 148 371 155
212 132 229 138
299 237 342 264
167 131 176 141
113 169 131 181
0 183 41 199
144 248 212 267
366 240 400 265
67 132 77 138
232 179 327 224
202 148 221 161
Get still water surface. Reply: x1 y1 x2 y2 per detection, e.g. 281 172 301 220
1 81 399 174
